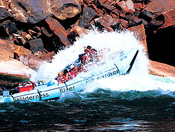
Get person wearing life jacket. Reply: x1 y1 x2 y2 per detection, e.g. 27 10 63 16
78 64 86 72
57 71 66 83
79 53 88 65
84 45 94 54
70 65 79 77
84 45 94 62
66 68 77 81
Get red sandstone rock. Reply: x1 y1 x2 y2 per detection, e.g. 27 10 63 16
13 45 32 57
79 6 97 28
10 0 51 24
128 24 148 55
0 20 17 36
13 46 43 70
0 40 43 70
120 19 128 28
0 40 35 81
94 14 120 31
28 38 44 54
142 0 175 29
0 39 5 44
0 7 13 21
0 60 34 78
159 9 175 29
39 51 55 62
116 0 135 13
49 0 81 20
69 26 89 37
103 14 120 26
149 60 175 77
144 0 175 14
41 27 53 38
45 17 70 46
0 42 14 60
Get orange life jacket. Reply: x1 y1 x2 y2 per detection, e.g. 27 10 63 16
57 75 66 83
71 66 79 76
81 54 88 64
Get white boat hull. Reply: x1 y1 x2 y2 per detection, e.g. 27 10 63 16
0 48 139 103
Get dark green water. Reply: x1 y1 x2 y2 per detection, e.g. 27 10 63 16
1 89 175 131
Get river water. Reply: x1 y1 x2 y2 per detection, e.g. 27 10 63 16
0 30 175 131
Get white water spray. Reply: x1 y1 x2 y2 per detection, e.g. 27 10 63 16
31 29 175 93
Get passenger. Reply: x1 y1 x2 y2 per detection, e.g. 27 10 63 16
64 69 75 81
79 53 88 65
57 71 66 83
84 45 93 55
71 65 79 77
78 64 86 72
85 45 100 62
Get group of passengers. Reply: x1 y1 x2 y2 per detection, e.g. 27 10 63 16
56 45 102 83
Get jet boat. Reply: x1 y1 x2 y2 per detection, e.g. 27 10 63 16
0 48 139 103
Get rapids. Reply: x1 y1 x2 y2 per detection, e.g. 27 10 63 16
31 30 175 96
1 30 175 131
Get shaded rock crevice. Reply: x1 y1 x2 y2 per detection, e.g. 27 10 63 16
146 26 175 66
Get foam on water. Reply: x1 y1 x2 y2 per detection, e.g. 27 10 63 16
30 29 175 94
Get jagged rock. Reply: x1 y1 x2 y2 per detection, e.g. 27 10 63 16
142 0 175 28
0 20 17 37
94 14 120 31
0 40 34 86
13 46 43 70
159 9 175 29
149 60 175 77
28 38 44 53
49 0 81 20
41 27 53 38
69 26 89 37
116 0 135 13
38 51 55 62
0 0 11 9
128 24 148 55
0 7 13 22
10 0 51 24
144 0 175 14
79 6 97 28
0 39 14 60
45 17 70 47
0 39 43 70
0 60 34 79
120 19 128 28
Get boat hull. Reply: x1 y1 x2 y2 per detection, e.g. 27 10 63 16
0 48 139 103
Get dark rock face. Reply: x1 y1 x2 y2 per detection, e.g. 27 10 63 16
141 0 175 66
0 20 17 37
146 27 175 66
49 0 81 20
45 17 71 47
10 0 52 24
79 7 97 28
28 38 44 53
10 0 81 24
0 7 13 22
